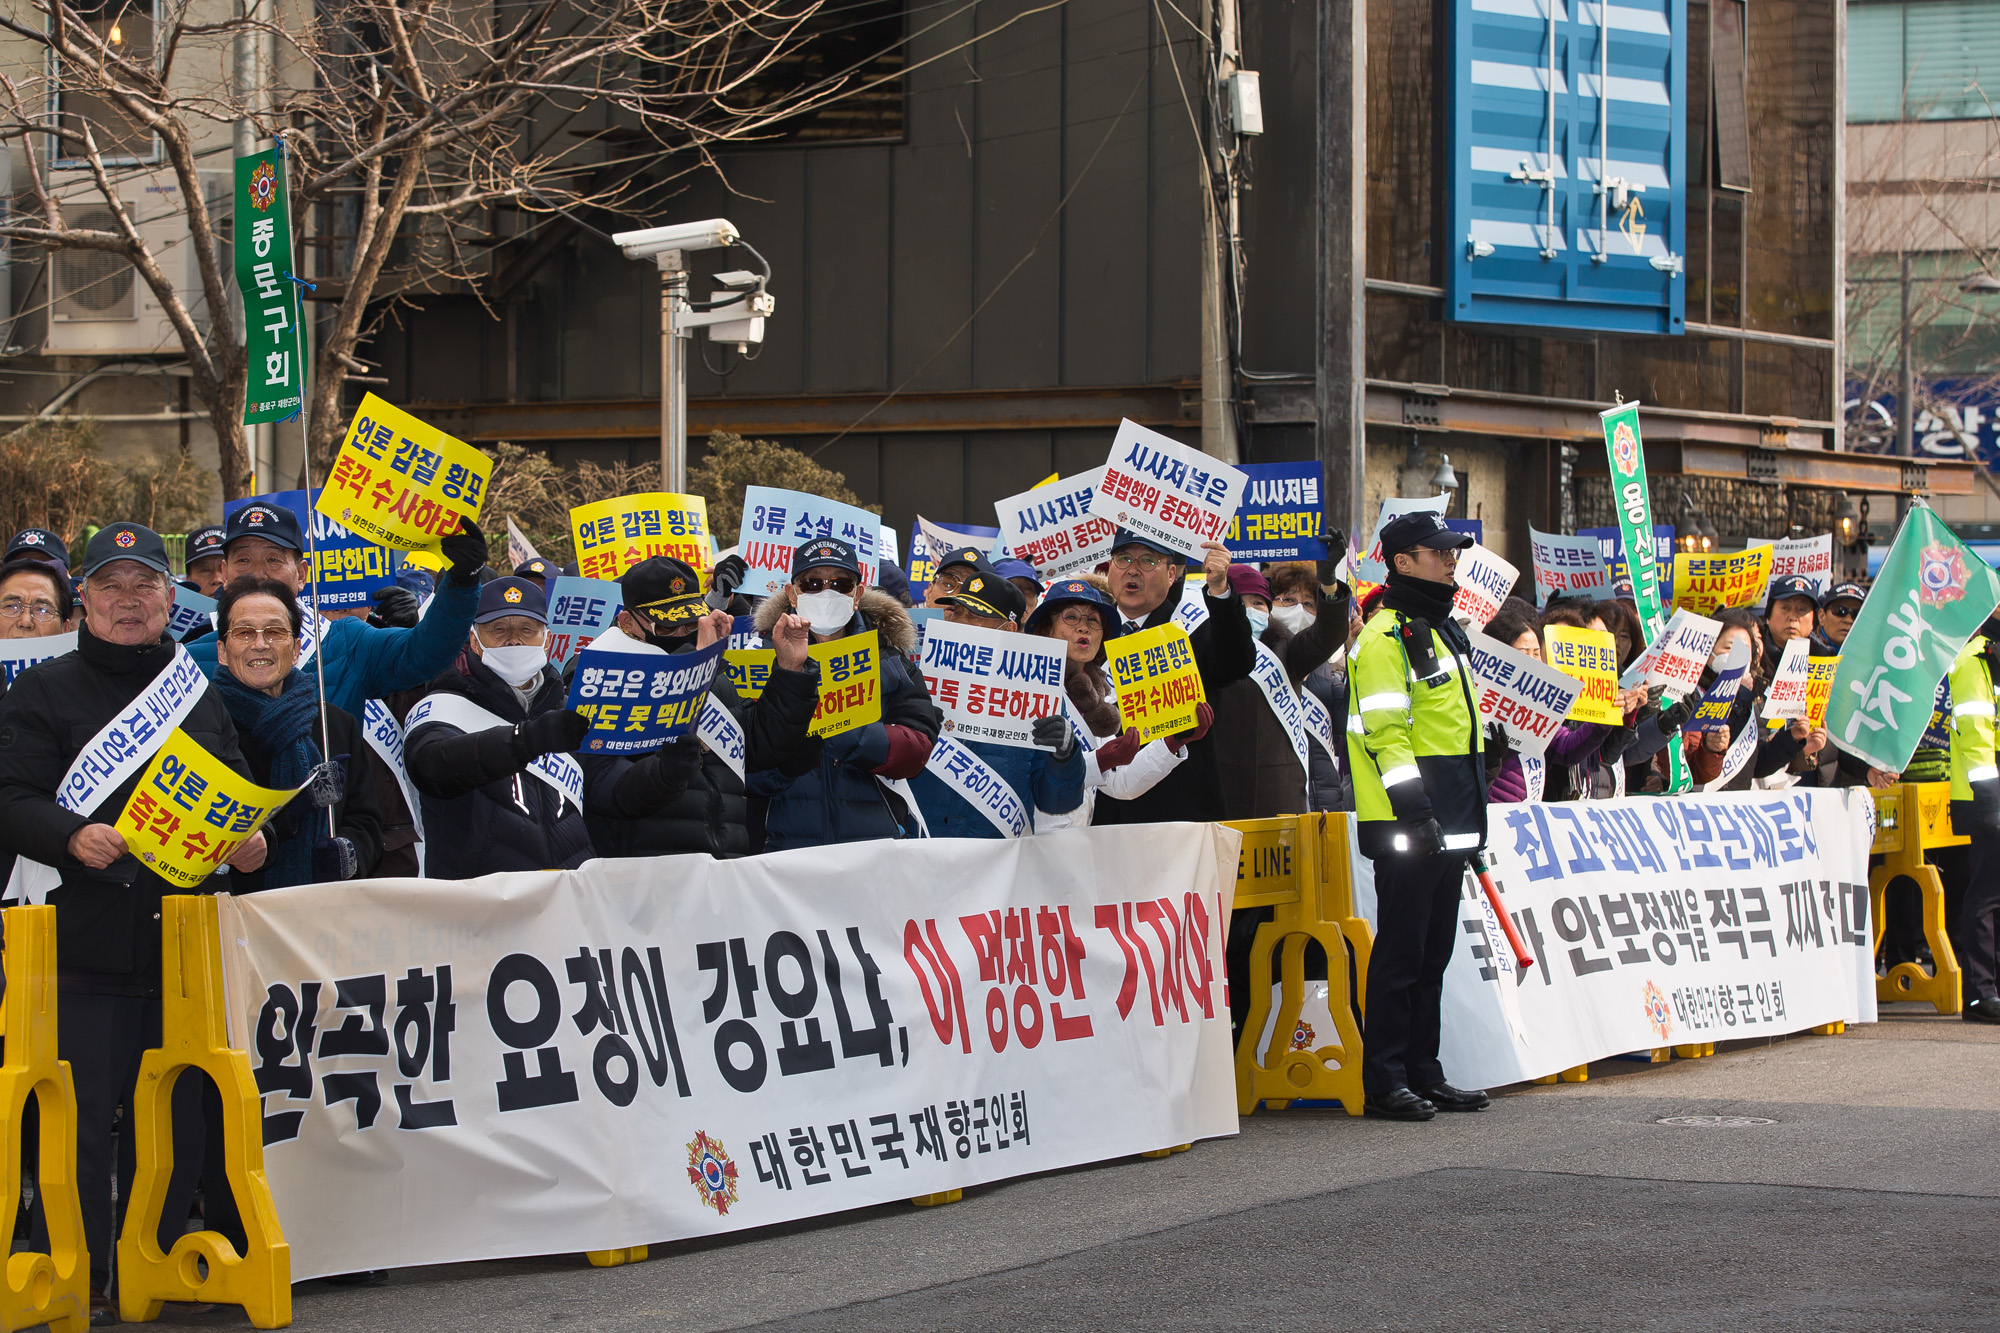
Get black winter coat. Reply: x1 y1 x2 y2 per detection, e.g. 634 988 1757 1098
405 654 593 878
0 628 250 995
579 636 823 859
222 700 384 891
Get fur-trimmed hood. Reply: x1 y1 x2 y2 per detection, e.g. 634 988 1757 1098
752 587 918 656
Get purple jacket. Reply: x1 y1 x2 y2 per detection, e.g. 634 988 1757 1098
1487 721 1610 804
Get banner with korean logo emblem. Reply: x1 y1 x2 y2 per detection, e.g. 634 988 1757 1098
1543 625 1621 724
1105 623 1205 743
993 469 1116 579
235 146 305 426
545 577 622 670
566 638 723 754
316 395 492 551
1671 545 1774 616
1439 789 1876 1089
226 488 406 610
738 487 881 598
569 492 712 582
808 630 883 738
214 822 1242 1278
1087 419 1247 561
917 619 1067 749
113 729 303 888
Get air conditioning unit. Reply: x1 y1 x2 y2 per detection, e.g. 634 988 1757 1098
43 166 228 356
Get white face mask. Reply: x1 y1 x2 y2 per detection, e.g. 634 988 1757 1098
1245 607 1270 638
1272 602 1315 634
795 589 856 636
481 642 548 687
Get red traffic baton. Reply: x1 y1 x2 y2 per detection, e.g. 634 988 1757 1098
1470 852 1535 971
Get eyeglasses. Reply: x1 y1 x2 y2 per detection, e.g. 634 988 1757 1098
225 626 293 647
1110 553 1173 572
0 601 60 622
798 575 857 595
1826 604 1857 619
929 570 969 594
1055 610 1100 632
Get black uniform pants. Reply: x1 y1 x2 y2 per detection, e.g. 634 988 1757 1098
1962 827 2000 1001
59 992 206 1293
1361 850 1471 1095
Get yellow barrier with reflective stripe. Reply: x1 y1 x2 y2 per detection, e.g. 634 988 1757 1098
1869 783 1964 1015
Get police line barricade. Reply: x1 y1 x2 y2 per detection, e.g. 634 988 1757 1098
1869 782 1965 1015
0 906 89 1333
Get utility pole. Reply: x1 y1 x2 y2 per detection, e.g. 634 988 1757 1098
1198 0 1241 464
1315 0 1367 542
1897 250 1914 526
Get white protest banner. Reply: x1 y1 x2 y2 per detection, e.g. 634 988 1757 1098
505 516 543 571
0 631 77 686
217 824 1241 1279
1440 788 1876 1088
1766 534 1834 604
878 526 900 566
739 486 883 598
917 618 1067 748
546 576 623 669
994 468 1117 579
1528 527 1612 605
1468 637 1582 757
1764 639 1811 721
1358 494 1449 585
1646 608 1723 695
1088 419 1248 561
1451 544 1519 632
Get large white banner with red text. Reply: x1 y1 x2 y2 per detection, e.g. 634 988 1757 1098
217 824 1241 1278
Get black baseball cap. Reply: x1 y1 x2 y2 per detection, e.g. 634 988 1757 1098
935 545 993 577
945 570 1027 626
792 537 862 580
1110 529 1182 560
1379 511 1473 557
5 528 68 567
1767 574 1820 607
224 501 304 553
1821 581 1866 610
620 556 706 631
475 576 548 624
185 525 226 564
79 523 172 579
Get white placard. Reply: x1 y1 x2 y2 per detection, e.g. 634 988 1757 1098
1764 638 1812 721
1646 608 1723 695
1087 420 1248 561
1468 637 1583 758
1528 527 1612 605
994 468 1118 579
1357 494 1450 585
0 630 76 685
1766 534 1834 604
739 486 884 598
1451 543 1519 632
916 618 1068 749
217 824 1242 1280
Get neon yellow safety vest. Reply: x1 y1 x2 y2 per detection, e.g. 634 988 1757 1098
1345 605 1487 858
1949 637 1997 802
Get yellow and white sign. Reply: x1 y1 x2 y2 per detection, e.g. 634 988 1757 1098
1805 657 1839 731
724 648 776 701
1671 545 1773 616
317 393 491 552
1544 625 1622 724
1105 623 1205 743
808 630 883 738
569 492 712 583
115 729 302 888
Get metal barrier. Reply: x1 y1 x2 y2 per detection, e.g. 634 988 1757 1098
0 906 90 1333
1227 813 1375 1116
117 896 290 1327
1870 782 1965 1015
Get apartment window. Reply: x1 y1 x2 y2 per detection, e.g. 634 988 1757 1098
1850 0 2000 123
49 0 160 165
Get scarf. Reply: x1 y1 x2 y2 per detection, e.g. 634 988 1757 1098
1381 569 1458 623
215 667 323 889
1064 658 1123 737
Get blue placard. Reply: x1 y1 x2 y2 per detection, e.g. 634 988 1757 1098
566 640 723 754
1225 462 1327 561
167 585 215 640
546 576 622 669
1685 661 1746 734
1922 676 1951 750
222 487 403 610
1580 524 1676 603
728 614 760 652
908 520 1001 600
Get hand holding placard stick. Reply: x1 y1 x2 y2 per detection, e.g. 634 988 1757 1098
316 393 492 552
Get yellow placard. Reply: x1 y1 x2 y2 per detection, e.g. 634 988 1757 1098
724 647 775 700
1671 545 1773 616
316 393 492 552
1544 625 1622 724
1105 622 1205 742
808 630 883 738
570 492 712 583
1805 657 1839 731
114 729 302 889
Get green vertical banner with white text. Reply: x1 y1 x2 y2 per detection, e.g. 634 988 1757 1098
235 147 305 425
1600 399 1692 792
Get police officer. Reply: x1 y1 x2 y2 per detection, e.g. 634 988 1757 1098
1948 614 2000 1024
1348 511 1490 1120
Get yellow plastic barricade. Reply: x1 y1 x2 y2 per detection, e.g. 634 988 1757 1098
0 907 89 1333
1227 813 1374 1117
1870 782 1965 1015
117 896 290 1328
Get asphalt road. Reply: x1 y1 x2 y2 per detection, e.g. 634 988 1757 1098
131 1005 2000 1332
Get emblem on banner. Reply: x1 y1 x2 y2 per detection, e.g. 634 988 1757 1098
687 1131 739 1216
1289 1019 1315 1052
1918 541 1968 608
1642 980 1674 1041
1611 421 1639 477
249 161 277 211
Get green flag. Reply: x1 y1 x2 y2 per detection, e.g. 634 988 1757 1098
1599 400 1692 791
235 147 305 425
1828 502 2000 773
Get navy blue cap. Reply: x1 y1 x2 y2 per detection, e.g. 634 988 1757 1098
792 537 862 580
1379 510 1472 556
186 525 226 563
513 558 552 580
1024 577 1113 633
1110 529 1183 560
935 545 993 576
475 576 548 624
1767 574 1820 607
79 522 172 578
225 501 304 553
5 528 68 567
993 557 1044 592
1821 581 1866 609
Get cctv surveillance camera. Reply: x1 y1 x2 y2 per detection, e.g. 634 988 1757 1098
611 219 741 260
710 270 760 290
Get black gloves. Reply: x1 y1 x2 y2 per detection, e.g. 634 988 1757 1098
1402 817 1447 856
1483 721 1509 776
305 757 347 809
1599 725 1639 765
370 586 420 629
1031 713 1075 762
440 519 490 588
513 708 591 760
707 554 748 608
312 836 358 882
1655 693 1694 736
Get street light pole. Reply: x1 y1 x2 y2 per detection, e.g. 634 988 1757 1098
1897 250 1914 526
658 250 688 491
